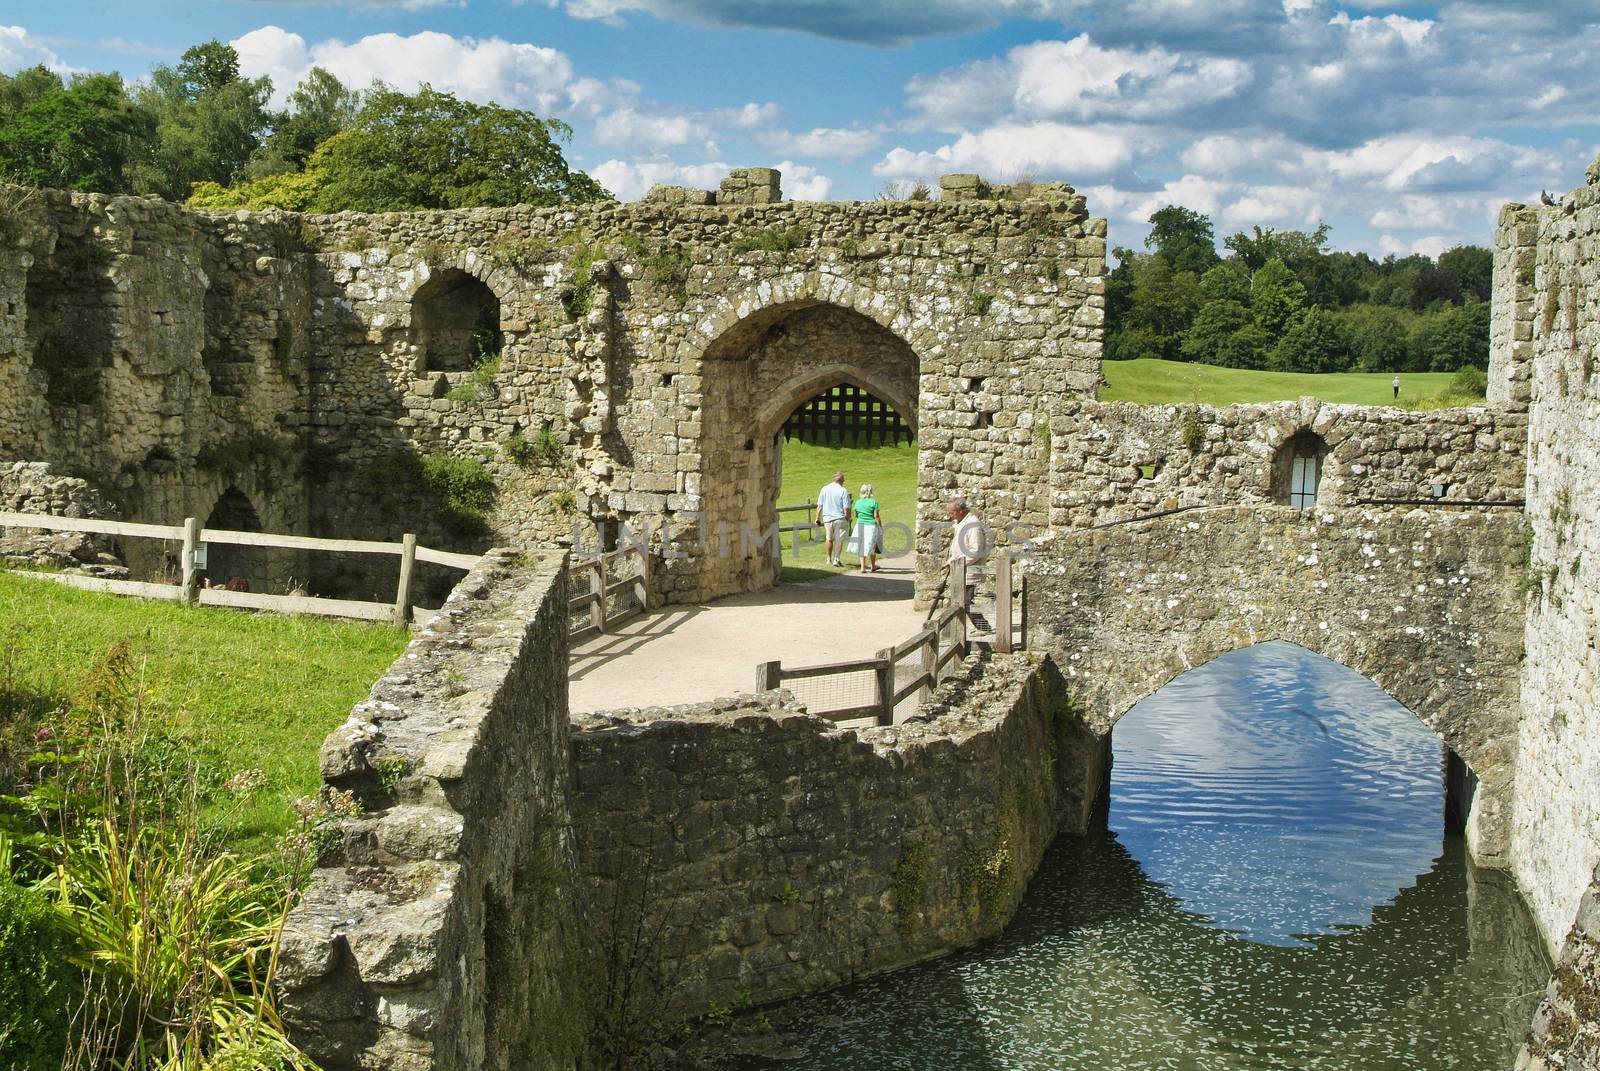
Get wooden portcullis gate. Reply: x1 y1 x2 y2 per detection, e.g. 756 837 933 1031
781 383 912 447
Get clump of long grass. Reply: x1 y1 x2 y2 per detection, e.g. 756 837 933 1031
2 637 320 1071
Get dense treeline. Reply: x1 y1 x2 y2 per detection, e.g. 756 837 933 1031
1108 206 1492 374
0 40 609 211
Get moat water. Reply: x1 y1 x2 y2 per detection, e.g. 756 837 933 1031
740 642 1550 1070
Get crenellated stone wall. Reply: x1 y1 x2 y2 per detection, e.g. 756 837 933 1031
0 175 1105 605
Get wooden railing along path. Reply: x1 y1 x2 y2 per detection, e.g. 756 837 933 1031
0 511 480 624
754 555 1024 726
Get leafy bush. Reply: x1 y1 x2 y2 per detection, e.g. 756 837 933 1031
421 453 496 537
1451 365 1488 398
731 225 809 255
0 880 79 1071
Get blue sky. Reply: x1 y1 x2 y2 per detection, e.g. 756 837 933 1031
5 0 1599 256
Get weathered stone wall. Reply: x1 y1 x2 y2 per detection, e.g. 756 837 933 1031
0 175 1105 605
1496 177 1600 956
567 651 1103 1016
1047 398 1525 530
1517 864 1600 1069
277 550 587 1071
0 189 314 583
1023 505 1527 865
0 461 122 572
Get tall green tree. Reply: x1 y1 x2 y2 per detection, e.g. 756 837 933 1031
1437 245 1493 302
306 84 608 212
1249 258 1307 336
1145 205 1221 276
249 67 361 178
1269 306 1353 373
0 69 150 193
129 41 273 200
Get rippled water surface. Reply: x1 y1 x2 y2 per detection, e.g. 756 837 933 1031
741 642 1549 1070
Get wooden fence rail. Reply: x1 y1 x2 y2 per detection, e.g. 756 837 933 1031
0 510 481 624
567 543 652 644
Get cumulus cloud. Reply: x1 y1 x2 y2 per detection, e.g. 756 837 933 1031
232 26 576 112
874 122 1135 181
0 25 71 74
589 157 728 200
775 160 832 200
593 107 715 150
761 126 880 160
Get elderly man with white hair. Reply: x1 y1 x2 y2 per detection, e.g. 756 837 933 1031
943 493 990 570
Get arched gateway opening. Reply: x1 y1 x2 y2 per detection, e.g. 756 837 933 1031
697 302 920 600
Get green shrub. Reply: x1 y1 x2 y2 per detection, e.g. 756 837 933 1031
1451 364 1488 398
731 225 809 255
0 881 79 1070
420 453 496 536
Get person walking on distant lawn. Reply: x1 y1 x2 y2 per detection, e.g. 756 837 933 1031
849 483 883 573
815 471 852 567
1392 375 1401 400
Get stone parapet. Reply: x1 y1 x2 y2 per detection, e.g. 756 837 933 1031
277 549 584 1071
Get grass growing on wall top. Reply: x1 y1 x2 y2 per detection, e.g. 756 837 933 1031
776 438 919 579
0 571 408 844
1102 359 1464 406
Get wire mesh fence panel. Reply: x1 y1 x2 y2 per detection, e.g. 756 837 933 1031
785 669 877 720
892 644 930 720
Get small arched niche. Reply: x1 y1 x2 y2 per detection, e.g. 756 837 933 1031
204 487 267 592
1273 430 1326 509
412 269 503 373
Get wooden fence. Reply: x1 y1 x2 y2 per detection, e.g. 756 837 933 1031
568 543 652 644
0 510 480 624
776 500 817 543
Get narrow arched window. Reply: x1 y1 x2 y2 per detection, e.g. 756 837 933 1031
1274 431 1326 510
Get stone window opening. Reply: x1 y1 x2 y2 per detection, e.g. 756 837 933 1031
411 269 503 373
1274 431 1326 510
203 487 267 592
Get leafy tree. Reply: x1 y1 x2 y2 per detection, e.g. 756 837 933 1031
1437 245 1493 302
1303 249 1372 308
1250 258 1306 335
1199 261 1251 305
249 67 361 178
1223 223 1330 274
1269 306 1353 373
1216 323 1273 370
1106 253 1203 361
1145 204 1220 276
1409 300 1490 372
1338 305 1414 372
0 70 150 193
130 41 273 200
1182 299 1251 364
306 84 608 212
1409 264 1461 310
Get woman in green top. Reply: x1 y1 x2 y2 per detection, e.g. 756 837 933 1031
849 483 883 573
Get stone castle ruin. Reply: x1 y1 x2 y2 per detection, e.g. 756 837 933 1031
2 163 1598 1067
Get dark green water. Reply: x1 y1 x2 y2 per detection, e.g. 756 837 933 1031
740 643 1550 1070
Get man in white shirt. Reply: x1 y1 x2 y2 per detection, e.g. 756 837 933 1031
944 493 990 605
815 471 852 567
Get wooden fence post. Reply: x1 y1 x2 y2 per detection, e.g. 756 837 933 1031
180 517 200 606
921 628 938 701
394 533 417 625
994 553 1013 653
756 660 782 692
590 558 607 634
875 648 895 726
634 546 652 610
953 558 969 657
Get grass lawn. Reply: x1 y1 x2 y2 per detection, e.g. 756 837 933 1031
1102 358 1463 406
0 572 409 843
776 438 919 580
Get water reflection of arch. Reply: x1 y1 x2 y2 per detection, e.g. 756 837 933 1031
695 294 922 601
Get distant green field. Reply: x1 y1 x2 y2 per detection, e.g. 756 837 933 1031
1101 358 1462 406
777 439 918 578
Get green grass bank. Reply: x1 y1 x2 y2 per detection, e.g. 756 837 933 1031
0 571 408 842
1101 358 1463 406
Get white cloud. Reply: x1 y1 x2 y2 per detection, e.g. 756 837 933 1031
231 26 576 112
874 122 1135 181
589 157 728 200
593 107 715 150
1409 234 1449 259
775 160 832 200
0 25 71 74
763 126 880 160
